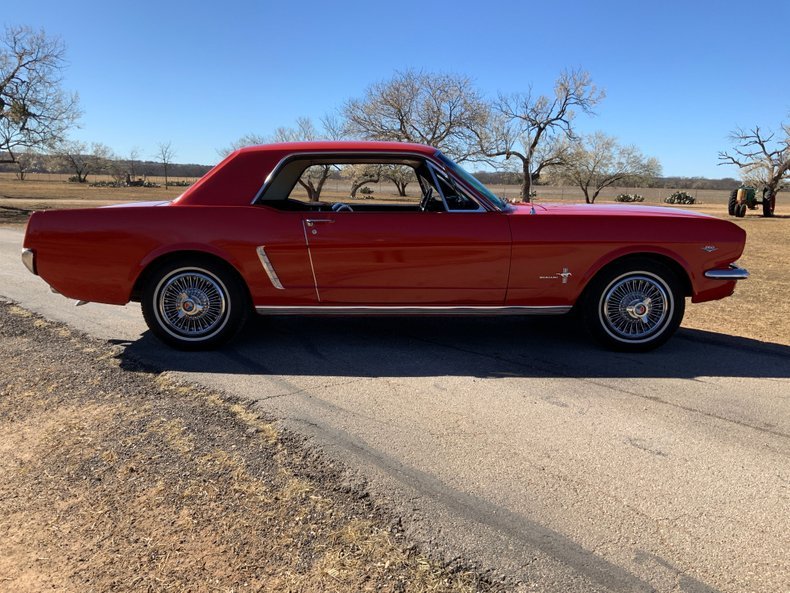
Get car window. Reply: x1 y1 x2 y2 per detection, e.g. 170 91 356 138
286 164 424 208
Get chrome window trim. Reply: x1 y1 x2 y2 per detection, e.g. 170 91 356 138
427 162 487 213
255 305 571 316
704 265 749 280
255 246 284 290
249 150 501 212
425 161 450 211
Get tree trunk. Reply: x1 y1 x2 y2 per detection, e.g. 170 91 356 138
521 162 532 202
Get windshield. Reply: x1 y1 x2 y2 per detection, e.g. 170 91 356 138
435 152 509 211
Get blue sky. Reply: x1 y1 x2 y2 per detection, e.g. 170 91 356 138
5 0 789 177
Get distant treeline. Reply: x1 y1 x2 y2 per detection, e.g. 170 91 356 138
471 170 740 190
0 157 212 179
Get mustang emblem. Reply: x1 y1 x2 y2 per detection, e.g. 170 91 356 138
702 245 718 253
540 267 572 284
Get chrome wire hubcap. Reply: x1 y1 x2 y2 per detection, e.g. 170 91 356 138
158 271 226 337
602 274 669 340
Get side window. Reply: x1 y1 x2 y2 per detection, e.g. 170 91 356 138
286 163 424 208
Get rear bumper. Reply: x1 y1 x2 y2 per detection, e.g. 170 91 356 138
704 264 749 280
21 249 37 275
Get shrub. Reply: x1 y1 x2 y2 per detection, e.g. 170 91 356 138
664 191 696 204
359 186 374 195
615 193 644 202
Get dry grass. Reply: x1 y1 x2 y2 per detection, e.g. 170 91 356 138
2 173 787 346
0 303 499 592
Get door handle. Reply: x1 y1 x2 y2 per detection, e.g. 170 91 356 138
305 219 334 227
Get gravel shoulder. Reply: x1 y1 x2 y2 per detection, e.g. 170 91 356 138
0 301 502 592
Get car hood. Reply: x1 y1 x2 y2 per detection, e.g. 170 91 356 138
510 202 714 219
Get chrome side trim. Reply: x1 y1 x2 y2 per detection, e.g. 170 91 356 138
256 246 284 290
704 265 749 280
255 305 572 316
21 249 36 275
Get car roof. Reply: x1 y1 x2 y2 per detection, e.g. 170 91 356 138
233 141 438 156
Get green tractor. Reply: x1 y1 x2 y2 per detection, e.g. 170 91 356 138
728 185 776 218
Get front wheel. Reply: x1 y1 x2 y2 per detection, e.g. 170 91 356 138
141 258 250 350
583 259 685 352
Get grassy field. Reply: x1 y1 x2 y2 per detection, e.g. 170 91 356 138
2 173 787 346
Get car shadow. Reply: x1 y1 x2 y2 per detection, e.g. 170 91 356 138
115 314 790 380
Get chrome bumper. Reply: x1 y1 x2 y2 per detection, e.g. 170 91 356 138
704 264 749 280
21 249 37 275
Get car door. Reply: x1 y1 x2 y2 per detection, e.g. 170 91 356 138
302 167 511 305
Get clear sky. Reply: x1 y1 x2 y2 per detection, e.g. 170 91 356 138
4 0 789 177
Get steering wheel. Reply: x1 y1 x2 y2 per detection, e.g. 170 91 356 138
332 202 353 212
419 188 434 212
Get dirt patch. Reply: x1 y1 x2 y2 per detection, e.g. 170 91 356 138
0 302 503 592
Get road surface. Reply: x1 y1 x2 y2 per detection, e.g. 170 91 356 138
1 226 788 593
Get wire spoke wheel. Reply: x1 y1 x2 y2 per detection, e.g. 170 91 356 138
599 273 672 343
155 269 228 339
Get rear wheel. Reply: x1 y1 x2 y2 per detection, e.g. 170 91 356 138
583 259 685 352
141 258 250 350
728 189 738 216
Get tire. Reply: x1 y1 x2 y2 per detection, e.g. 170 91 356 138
763 193 776 217
735 203 747 218
141 258 250 350
728 189 738 216
582 258 685 352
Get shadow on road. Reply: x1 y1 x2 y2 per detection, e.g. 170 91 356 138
116 315 790 380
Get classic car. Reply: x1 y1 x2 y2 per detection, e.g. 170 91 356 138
21 141 748 351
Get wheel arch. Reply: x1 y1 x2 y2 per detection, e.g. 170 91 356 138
578 251 693 303
130 249 252 304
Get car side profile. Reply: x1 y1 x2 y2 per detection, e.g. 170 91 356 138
22 141 748 351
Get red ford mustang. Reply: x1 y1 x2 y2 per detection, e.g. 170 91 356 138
22 141 748 351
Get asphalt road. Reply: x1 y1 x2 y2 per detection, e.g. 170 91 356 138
2 226 788 593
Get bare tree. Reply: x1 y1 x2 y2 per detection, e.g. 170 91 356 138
344 70 487 161
13 149 43 180
156 141 176 188
53 140 113 183
718 121 789 208
477 69 604 201
127 147 141 182
0 26 80 164
556 132 661 203
382 165 415 196
341 164 381 198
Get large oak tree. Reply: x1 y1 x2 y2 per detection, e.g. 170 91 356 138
477 69 604 201
0 26 80 164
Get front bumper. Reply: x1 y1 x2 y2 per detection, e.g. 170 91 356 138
21 249 37 275
704 264 749 280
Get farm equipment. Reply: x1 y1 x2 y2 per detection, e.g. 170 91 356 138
728 185 776 218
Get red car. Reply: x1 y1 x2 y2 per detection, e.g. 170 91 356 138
22 141 748 351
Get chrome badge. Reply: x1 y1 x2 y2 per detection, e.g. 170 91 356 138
702 245 718 253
